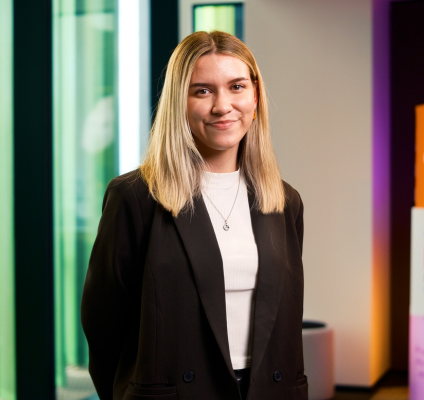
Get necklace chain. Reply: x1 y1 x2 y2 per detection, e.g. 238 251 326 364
203 174 241 231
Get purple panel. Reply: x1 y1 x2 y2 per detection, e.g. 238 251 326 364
373 0 416 371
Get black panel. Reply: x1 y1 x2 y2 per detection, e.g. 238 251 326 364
13 0 55 398
150 0 179 120
235 4 244 42
390 0 424 370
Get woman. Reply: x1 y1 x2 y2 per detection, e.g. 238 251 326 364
82 30 307 400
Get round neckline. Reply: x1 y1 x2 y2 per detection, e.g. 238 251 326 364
202 169 240 187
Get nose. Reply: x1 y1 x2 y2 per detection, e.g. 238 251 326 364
211 91 233 115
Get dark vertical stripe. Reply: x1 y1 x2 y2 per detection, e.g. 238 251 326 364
235 4 244 41
390 0 424 370
150 0 179 120
13 0 55 398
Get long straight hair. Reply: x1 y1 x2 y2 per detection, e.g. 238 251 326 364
140 31 285 216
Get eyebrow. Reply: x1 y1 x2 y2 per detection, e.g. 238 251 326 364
189 77 249 88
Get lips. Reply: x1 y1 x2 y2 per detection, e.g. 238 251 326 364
209 120 237 129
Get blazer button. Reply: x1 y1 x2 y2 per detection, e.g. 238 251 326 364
273 370 282 382
183 371 195 383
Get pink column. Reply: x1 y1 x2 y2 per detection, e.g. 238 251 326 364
409 315 424 400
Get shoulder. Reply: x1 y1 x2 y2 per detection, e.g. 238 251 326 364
282 180 302 212
101 170 157 225
282 180 304 252
107 169 149 197
105 170 154 207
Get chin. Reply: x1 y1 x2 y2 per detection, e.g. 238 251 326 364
210 140 241 151
213 134 245 149
194 132 244 153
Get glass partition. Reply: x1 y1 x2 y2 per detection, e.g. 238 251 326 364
0 0 16 400
53 0 118 398
193 3 244 40
0 0 16 399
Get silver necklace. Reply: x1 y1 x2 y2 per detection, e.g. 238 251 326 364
203 174 241 231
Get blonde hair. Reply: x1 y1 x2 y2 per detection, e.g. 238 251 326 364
140 30 285 216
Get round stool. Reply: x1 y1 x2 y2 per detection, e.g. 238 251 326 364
302 321 334 400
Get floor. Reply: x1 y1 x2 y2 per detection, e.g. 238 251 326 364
334 371 409 400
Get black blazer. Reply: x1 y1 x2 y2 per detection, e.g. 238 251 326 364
81 170 307 400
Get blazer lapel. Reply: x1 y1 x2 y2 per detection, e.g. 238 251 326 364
173 195 235 377
248 193 288 379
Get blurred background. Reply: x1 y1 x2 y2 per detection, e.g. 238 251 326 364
1 0 424 399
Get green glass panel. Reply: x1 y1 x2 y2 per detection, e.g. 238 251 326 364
193 4 243 40
53 0 118 398
0 0 16 399
194 5 235 35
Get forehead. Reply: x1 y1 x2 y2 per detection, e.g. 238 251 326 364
190 53 250 82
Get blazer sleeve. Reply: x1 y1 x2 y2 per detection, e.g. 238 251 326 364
295 192 304 256
81 177 145 400
283 181 304 256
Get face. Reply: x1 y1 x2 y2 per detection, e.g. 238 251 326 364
187 53 257 159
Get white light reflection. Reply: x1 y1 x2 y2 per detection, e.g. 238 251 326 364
118 0 150 174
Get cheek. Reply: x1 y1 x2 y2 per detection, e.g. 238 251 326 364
187 101 207 128
238 100 256 130
238 99 256 120
239 96 257 111
232 93 256 117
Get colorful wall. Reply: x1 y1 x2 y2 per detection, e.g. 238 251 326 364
409 105 424 400
245 0 390 386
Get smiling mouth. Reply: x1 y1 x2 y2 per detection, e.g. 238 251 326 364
209 120 238 129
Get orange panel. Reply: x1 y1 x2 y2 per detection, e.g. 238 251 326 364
416 105 424 207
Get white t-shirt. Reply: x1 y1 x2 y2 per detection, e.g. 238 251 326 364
202 170 259 369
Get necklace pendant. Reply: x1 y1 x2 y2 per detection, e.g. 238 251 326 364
223 222 230 231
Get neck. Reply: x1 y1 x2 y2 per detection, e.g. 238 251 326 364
206 158 238 173
198 145 239 173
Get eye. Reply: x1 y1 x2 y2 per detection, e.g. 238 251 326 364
196 88 210 95
232 84 245 91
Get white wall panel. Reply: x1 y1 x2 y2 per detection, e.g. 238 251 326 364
245 0 375 386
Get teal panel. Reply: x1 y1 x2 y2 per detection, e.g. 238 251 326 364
0 0 16 399
53 0 118 396
59 0 115 15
